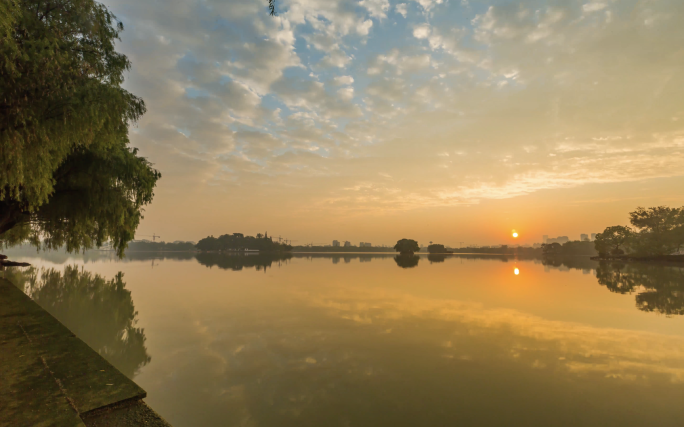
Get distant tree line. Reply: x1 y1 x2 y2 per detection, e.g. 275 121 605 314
196 233 292 252
594 207 684 257
291 245 392 253
541 240 597 256
126 241 196 252
451 246 540 255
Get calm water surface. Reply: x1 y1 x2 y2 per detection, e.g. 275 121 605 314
6 252 684 427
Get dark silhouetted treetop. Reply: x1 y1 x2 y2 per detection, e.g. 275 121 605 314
394 239 419 255
428 244 452 254
0 0 159 256
628 206 684 256
594 225 633 256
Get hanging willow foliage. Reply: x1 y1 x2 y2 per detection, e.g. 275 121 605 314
0 0 160 257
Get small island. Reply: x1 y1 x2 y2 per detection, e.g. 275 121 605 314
196 232 293 253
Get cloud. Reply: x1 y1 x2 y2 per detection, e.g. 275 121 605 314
359 0 390 20
395 3 408 18
332 75 354 85
413 24 431 39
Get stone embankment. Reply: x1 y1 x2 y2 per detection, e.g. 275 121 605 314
0 277 171 427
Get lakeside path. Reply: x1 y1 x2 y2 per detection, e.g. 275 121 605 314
0 277 171 427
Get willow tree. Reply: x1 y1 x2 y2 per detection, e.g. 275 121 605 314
1 0 159 257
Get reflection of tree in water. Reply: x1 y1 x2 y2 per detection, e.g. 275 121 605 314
427 254 447 263
394 254 420 268
595 262 684 316
6 266 150 378
541 256 598 271
194 252 293 271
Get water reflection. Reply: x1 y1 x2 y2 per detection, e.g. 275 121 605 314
394 254 420 268
427 254 447 263
156 278 684 427
194 253 293 271
596 262 684 316
7 253 684 426
6 266 150 378
540 255 597 271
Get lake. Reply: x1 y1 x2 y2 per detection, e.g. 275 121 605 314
5 252 684 427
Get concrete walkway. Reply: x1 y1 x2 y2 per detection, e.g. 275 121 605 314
0 278 171 427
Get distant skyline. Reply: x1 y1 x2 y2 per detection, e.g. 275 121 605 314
110 0 684 245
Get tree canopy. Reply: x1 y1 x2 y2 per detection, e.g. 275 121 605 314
0 0 159 257
594 206 684 257
394 239 419 255
427 244 451 254
628 206 684 255
594 225 633 256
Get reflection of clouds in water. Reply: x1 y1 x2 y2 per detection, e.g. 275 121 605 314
153 284 684 426
299 287 684 383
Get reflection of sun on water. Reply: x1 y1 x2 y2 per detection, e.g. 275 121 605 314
514 268 520 275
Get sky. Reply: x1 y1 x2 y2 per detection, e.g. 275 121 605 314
107 0 684 247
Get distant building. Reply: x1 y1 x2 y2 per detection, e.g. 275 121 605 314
332 240 340 247
591 233 597 241
580 234 589 241
359 242 372 247
344 241 351 247
543 235 548 243
533 243 541 248
546 236 570 244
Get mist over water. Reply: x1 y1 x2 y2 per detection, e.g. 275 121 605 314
7 253 684 427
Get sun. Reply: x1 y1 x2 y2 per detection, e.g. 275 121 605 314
512 229 519 238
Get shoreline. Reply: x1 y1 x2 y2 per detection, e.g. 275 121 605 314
0 277 172 426
589 255 684 264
